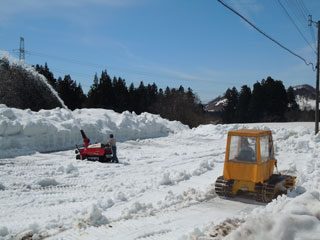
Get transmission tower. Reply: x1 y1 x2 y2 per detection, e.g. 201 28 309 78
19 37 25 61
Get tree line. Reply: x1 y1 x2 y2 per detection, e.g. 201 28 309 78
221 76 304 123
34 63 206 127
1 57 312 127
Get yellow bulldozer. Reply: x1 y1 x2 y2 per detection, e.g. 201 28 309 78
215 129 296 202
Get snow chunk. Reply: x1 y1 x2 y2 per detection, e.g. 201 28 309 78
37 178 59 187
295 140 309 152
66 163 78 174
192 160 214 176
16 223 40 240
85 204 109 227
115 191 127 201
121 202 154 220
98 199 114 210
159 172 174 185
0 227 8 237
0 182 5 190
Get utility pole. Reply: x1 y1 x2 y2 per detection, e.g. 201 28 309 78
309 15 319 135
19 37 25 61
316 21 320 135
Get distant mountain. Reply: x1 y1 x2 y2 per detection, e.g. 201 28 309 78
204 84 316 112
204 96 227 112
293 84 316 111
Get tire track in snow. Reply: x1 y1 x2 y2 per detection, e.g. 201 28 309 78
47 198 257 240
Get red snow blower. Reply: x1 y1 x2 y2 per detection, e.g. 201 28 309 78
75 130 114 163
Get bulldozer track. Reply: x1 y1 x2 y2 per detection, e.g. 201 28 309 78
215 176 234 198
215 174 296 203
254 182 276 203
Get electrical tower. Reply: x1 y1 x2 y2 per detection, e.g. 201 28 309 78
19 37 25 61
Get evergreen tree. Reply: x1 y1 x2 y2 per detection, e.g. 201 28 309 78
249 81 265 122
87 73 100 107
35 63 57 89
236 85 252 123
112 77 129 112
136 81 147 114
56 75 86 110
222 87 239 123
128 83 135 112
262 77 288 121
98 70 114 109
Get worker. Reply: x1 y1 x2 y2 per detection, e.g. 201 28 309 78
109 134 119 163
237 137 255 162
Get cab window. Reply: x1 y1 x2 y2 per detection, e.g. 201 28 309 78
260 135 272 163
228 136 257 164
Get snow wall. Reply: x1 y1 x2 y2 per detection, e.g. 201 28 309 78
0 105 188 158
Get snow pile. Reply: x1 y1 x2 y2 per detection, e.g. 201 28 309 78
37 178 60 187
0 105 188 158
225 192 320 240
84 204 109 227
121 202 154 220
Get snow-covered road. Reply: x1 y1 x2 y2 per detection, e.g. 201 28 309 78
0 105 320 240
0 124 258 239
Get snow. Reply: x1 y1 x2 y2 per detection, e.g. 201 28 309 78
215 98 228 106
0 105 319 240
295 95 316 111
0 105 187 158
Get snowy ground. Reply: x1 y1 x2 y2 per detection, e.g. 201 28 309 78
0 107 320 240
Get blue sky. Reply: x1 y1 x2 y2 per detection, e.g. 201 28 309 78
1 0 319 103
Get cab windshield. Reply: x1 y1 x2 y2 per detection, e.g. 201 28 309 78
228 135 257 164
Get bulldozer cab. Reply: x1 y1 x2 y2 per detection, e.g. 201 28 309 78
223 129 275 183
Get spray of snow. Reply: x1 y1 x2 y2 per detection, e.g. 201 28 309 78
0 50 67 109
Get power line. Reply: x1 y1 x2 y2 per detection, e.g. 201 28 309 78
9 48 240 87
309 14 317 45
284 0 307 28
293 0 308 21
276 0 316 54
15 49 201 82
291 0 317 50
297 0 309 18
217 0 316 71
289 0 316 48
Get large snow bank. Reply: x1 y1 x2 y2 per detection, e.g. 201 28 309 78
225 191 320 240
0 105 188 158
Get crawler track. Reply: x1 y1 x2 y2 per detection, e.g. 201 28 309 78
214 176 234 198
215 174 296 203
